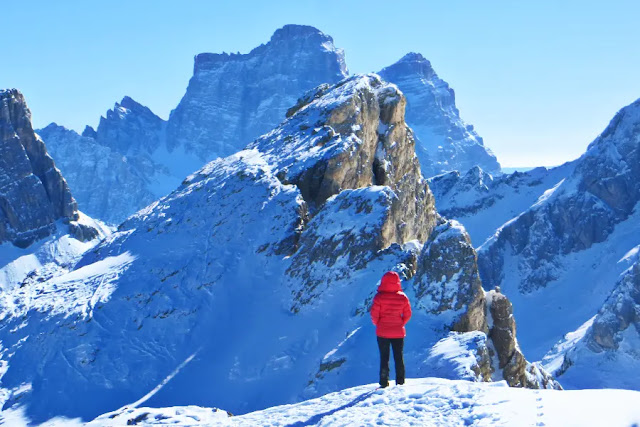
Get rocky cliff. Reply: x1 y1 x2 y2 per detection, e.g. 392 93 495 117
379 53 500 177
166 24 348 162
0 89 79 247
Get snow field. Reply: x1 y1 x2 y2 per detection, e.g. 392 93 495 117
89 378 640 426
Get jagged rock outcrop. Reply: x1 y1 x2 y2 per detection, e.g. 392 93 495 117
166 24 348 162
379 53 500 177
251 75 436 310
412 219 559 389
252 74 435 228
486 290 560 389
0 89 78 247
413 219 486 333
95 96 166 155
38 124 157 224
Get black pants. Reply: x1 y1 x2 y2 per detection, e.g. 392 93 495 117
377 337 405 386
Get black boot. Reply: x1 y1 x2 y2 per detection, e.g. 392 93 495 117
380 367 389 388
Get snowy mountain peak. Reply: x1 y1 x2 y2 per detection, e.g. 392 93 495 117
96 95 165 155
82 124 97 139
587 97 640 152
575 97 640 216
387 52 436 78
271 24 330 39
102 96 163 125
168 24 348 161
378 54 500 177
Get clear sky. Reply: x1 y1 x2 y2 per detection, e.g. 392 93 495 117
3 1 639 167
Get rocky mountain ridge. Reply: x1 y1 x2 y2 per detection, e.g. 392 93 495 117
39 25 501 225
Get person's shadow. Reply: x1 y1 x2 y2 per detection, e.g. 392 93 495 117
284 389 377 427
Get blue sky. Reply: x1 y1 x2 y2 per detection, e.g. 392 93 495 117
3 1 639 166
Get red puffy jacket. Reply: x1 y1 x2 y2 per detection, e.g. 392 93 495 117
370 271 412 338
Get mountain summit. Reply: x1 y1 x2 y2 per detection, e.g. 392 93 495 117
166 24 348 162
379 53 500 177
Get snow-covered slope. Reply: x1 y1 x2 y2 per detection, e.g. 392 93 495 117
0 75 551 424
428 163 575 247
37 124 157 225
88 378 640 427
476 98 640 384
379 53 500 178
542 251 640 389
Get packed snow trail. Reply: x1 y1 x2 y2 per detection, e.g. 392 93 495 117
91 378 640 426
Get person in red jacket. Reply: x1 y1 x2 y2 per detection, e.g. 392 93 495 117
370 271 412 388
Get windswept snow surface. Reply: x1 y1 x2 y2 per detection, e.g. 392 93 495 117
428 163 574 247
88 378 640 426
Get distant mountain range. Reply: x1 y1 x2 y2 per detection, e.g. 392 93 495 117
37 25 499 225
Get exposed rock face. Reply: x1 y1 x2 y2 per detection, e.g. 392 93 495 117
38 124 157 224
487 290 532 388
253 74 435 229
0 89 78 247
248 75 436 310
166 24 348 162
413 219 487 333
587 261 640 352
379 53 500 177
95 96 165 156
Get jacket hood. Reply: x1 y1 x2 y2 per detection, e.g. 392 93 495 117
378 271 402 292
